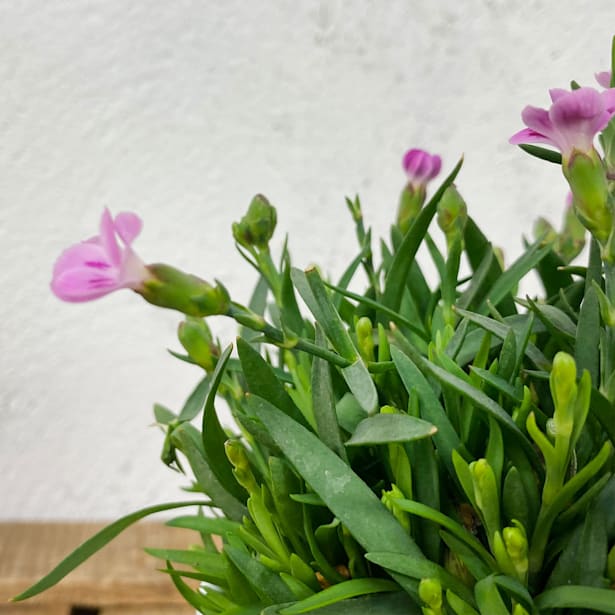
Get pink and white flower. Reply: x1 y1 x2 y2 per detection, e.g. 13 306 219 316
509 87 615 159
51 209 150 302
402 149 442 189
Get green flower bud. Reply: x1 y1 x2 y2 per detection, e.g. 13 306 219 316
470 459 500 543
550 351 577 438
607 544 615 583
418 578 443 613
381 484 411 533
232 194 277 250
140 264 230 317
564 150 612 244
225 440 258 493
356 316 375 362
178 317 218 371
592 280 615 326
503 522 528 581
397 184 426 235
437 184 468 249
512 605 530 615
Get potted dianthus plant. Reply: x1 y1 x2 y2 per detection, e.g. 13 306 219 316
13 38 615 615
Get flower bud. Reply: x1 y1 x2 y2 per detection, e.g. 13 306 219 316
397 185 425 235
139 264 230 317
503 522 528 581
533 217 558 245
608 544 615 583
563 150 612 244
470 459 500 541
512 605 530 615
178 317 218 371
356 317 375 363
418 578 443 614
557 203 586 262
549 351 577 437
437 185 467 249
225 440 258 493
381 484 411 533
232 194 277 250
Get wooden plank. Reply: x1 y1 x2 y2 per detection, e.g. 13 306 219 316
0 522 201 607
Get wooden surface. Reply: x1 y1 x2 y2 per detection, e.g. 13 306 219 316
0 522 198 614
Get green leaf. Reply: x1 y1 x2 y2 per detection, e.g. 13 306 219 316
171 424 247 521
202 344 247 502
518 143 562 164
469 367 522 403
365 552 475 606
439 531 492 580
463 217 516 316
154 403 177 425
164 560 224 613
382 157 463 311
391 345 466 476
166 514 241 536
454 308 549 369
345 413 437 446
279 579 400 614
12 500 209 601
224 545 295 606
293 267 358 362
237 336 308 428
392 498 496 569
145 548 228 583
473 575 509 615
478 241 551 312
263 592 419 615
280 253 306 336
311 324 348 460
527 300 576 341
246 394 423 597
340 358 379 415
177 373 211 422
535 586 615 613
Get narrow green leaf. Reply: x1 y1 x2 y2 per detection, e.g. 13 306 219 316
393 498 496 569
469 367 522 402
576 238 602 383
177 374 211 422
457 249 495 311
280 256 306 335
225 545 295 606
439 531 492 580
535 586 615 613
454 308 549 369
164 560 223 613
279 579 400 614
203 344 247 502
518 144 562 164
263 592 419 615
311 325 347 460
527 300 576 341
154 403 177 425
365 552 475 606
171 424 248 521
383 157 463 311
237 337 309 428
166 515 241 535
340 358 379 415
145 548 227 582
478 241 551 312
345 413 436 446
463 217 516 316
473 575 509 615
12 500 209 601
391 345 466 475
246 395 423 597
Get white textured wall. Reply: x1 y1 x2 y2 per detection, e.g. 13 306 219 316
2 1 615 519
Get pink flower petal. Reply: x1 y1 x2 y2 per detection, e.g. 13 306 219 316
549 88 568 102
99 208 121 267
52 241 111 280
509 127 555 147
596 71 612 88
51 267 121 302
114 212 143 245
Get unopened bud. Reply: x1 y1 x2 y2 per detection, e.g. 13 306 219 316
140 264 230 317
503 523 528 581
550 352 577 434
225 440 258 493
232 194 277 250
381 484 411 533
437 184 467 248
178 317 218 371
397 185 425 235
418 578 443 613
470 459 499 539
564 151 612 244
356 317 375 362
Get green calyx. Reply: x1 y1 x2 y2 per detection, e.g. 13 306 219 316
232 194 278 250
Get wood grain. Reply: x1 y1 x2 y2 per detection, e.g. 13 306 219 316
0 522 199 614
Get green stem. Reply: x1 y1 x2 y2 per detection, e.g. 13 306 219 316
255 247 283 304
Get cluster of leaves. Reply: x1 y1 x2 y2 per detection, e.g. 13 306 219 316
17 156 615 614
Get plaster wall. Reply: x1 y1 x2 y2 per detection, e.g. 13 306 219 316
2 0 613 518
